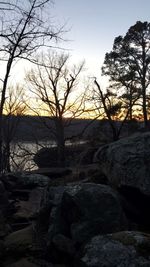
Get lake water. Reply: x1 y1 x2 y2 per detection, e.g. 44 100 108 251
10 140 86 171
10 141 52 171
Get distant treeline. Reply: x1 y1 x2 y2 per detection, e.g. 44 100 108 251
3 115 146 142
3 115 99 142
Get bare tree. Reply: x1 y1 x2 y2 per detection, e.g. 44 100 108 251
0 0 63 172
89 78 131 141
3 85 27 171
26 52 85 166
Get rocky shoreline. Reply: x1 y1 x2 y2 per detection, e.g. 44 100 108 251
1 132 150 266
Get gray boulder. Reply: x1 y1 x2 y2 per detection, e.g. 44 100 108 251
47 234 76 263
94 132 150 195
46 183 127 246
52 234 75 257
0 180 8 209
18 173 50 187
13 187 45 221
47 186 68 206
0 211 10 238
78 231 150 267
0 181 10 237
62 183 127 244
34 147 58 168
46 187 71 247
4 225 33 253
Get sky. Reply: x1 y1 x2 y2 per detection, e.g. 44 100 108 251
4 0 150 89
52 0 150 78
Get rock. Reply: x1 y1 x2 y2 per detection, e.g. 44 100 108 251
0 240 4 260
0 180 10 237
47 205 69 247
3 258 67 267
4 225 33 253
47 186 68 206
34 147 58 168
0 180 6 193
30 168 72 179
4 258 39 267
34 186 69 253
34 145 88 168
0 174 19 191
0 179 12 240
13 187 45 221
52 234 75 256
79 147 98 165
77 164 108 185
0 211 10 237
117 185 150 229
78 231 150 267
47 234 76 263
62 183 127 244
94 132 150 196
18 173 50 188
46 183 127 246
10 189 31 202
111 231 150 255
0 180 9 209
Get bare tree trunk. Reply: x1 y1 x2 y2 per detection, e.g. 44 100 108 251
55 119 66 167
3 143 11 172
141 42 148 129
0 58 13 172
129 96 133 121
142 86 148 128
0 117 3 173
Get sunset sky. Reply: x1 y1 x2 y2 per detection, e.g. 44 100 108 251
5 0 150 89
52 0 150 77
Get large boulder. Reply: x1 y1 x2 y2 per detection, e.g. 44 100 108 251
61 183 127 244
4 225 34 254
78 231 150 267
34 147 58 168
45 183 127 248
34 145 90 168
94 132 150 196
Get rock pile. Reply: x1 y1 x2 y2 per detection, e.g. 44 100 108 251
1 132 150 266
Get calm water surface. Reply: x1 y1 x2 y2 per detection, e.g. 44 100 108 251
11 140 86 171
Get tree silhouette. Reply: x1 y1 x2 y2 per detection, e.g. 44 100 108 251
93 79 128 141
0 0 63 172
102 21 150 126
27 52 85 166
3 86 27 171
